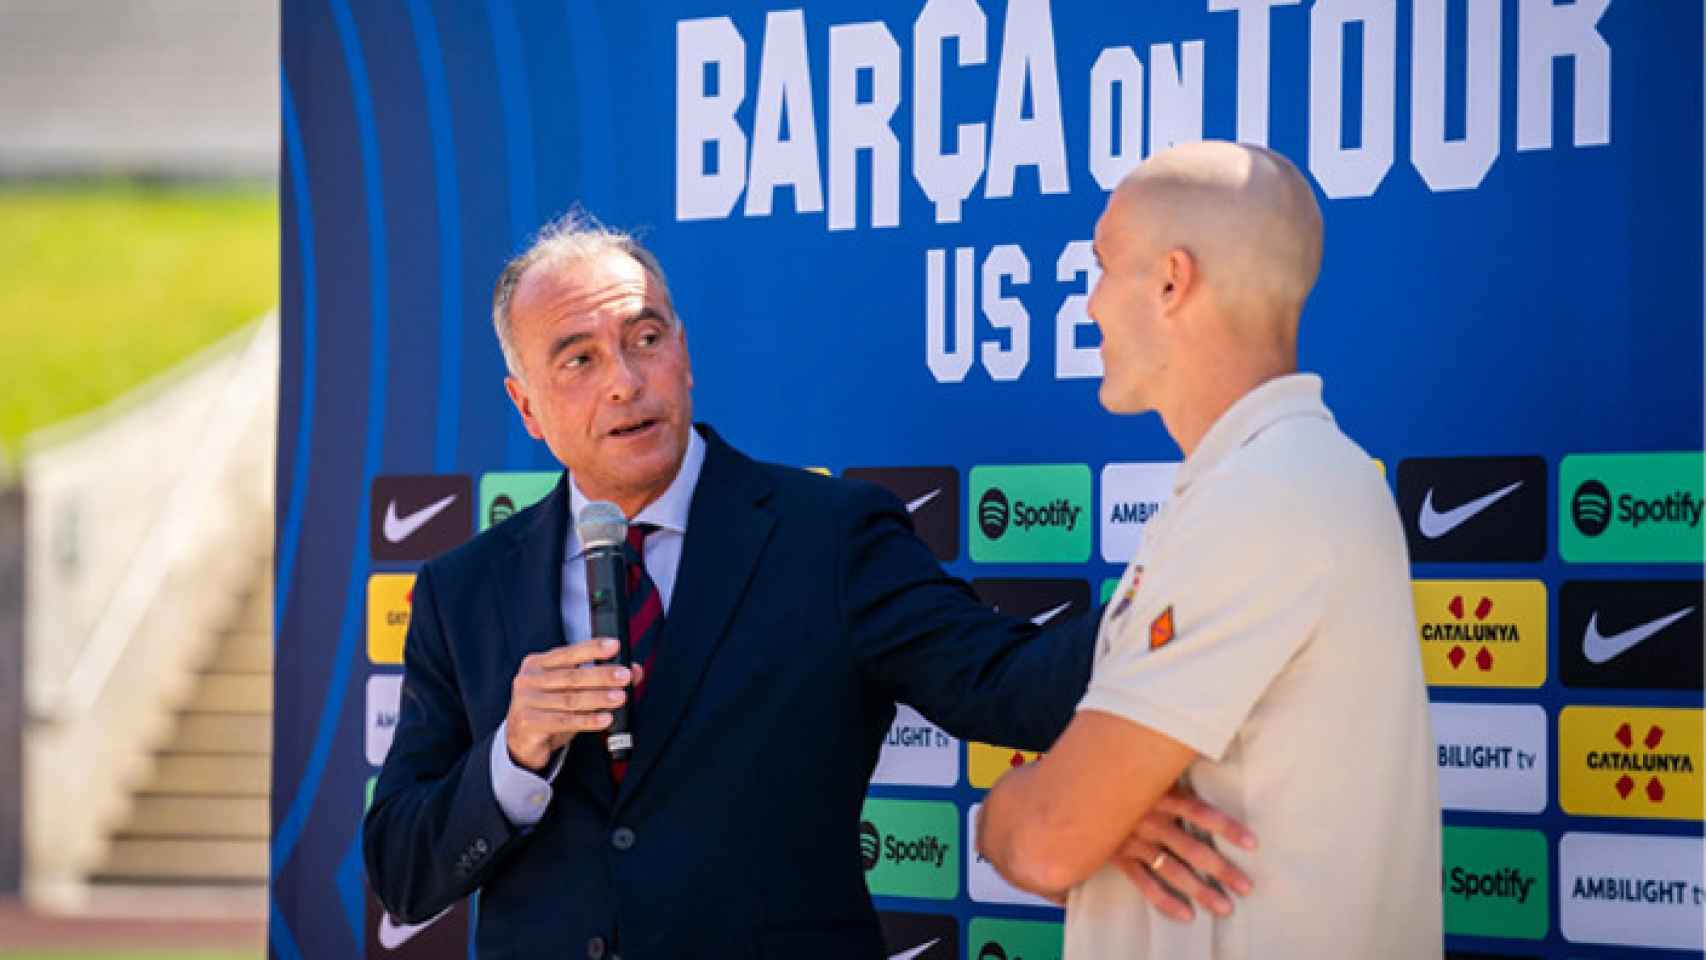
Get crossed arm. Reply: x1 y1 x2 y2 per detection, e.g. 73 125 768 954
977 708 1256 919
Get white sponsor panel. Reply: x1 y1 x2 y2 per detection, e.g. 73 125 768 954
366 674 402 766
967 804 1058 908
1560 832 1704 950
1430 702 1547 814
1100 463 1178 563
872 705 961 787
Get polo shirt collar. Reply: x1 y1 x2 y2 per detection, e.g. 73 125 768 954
1174 373 1332 495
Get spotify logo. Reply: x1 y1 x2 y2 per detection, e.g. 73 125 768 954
859 821 881 871
978 488 1011 540
488 493 517 527
1573 480 1612 537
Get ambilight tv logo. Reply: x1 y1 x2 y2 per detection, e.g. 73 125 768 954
859 798 958 900
1561 453 1703 563
970 466 1092 563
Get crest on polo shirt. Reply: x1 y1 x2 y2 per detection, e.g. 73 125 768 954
1149 606 1176 650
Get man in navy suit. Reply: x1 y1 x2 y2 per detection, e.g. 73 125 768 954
363 213 1252 958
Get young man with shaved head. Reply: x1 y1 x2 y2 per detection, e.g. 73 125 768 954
978 141 1442 958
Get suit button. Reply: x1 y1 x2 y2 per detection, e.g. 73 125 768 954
586 936 606 959
610 827 636 851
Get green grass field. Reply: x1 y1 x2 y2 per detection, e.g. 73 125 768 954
0 181 278 459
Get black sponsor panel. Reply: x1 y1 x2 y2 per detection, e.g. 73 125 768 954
1397 457 1547 562
877 910 959 960
1559 580 1704 690
971 579 1092 628
846 466 960 562
365 887 468 957
371 475 474 562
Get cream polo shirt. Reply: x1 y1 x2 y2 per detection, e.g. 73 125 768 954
1065 374 1441 960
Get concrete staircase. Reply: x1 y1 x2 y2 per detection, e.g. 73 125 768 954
89 565 271 897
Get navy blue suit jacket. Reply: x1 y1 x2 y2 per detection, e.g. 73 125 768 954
364 427 1095 959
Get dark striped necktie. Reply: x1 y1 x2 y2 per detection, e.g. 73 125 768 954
612 523 663 784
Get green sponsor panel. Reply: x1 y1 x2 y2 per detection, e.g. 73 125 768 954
969 465 1093 563
1560 453 1703 563
967 918 1062 960
479 471 561 531
365 776 376 812
861 797 959 900
1440 826 1548 940
1100 578 1121 604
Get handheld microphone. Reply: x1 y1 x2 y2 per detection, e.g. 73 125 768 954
576 501 633 760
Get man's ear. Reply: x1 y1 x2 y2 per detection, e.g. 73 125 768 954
1159 248 1198 314
504 375 546 440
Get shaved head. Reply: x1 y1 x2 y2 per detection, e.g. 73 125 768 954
1109 141 1323 330
1088 140 1326 450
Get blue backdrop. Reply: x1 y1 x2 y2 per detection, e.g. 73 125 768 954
276 2 1704 957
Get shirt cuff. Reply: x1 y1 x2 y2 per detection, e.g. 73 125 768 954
489 718 566 827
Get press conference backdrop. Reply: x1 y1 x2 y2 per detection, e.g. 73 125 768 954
275 2 1704 957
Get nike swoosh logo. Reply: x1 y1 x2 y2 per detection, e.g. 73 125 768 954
1418 481 1523 539
906 489 943 514
377 907 451 950
1030 601 1074 626
890 940 940 960
383 494 458 543
1583 606 1696 664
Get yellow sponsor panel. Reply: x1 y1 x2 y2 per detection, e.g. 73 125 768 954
969 742 1042 788
367 573 416 665
1413 580 1547 688
1559 707 1702 821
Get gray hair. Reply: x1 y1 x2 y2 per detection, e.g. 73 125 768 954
491 209 677 379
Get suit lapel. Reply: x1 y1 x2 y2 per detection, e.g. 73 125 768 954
616 427 775 807
494 472 615 809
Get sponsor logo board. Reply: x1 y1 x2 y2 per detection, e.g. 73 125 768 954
366 573 415 665
1559 831 1704 950
1561 452 1703 563
967 917 1063 960
969 742 1042 790
872 704 960 788
1440 826 1549 940
846 466 961 562
877 911 959 960
969 466 1092 563
478 471 559 531
366 675 402 766
364 887 466 956
1559 707 1702 820
1397 457 1546 562
971 579 1091 632
1559 580 1703 690
967 805 1058 909
1413 580 1547 687
861 798 959 900
1098 463 1177 564
1431 703 1548 814
371 475 473 562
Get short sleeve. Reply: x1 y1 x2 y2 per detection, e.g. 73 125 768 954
1079 477 1330 761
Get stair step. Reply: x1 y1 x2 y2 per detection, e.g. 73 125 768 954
173 713 271 753
126 794 269 838
145 753 269 796
189 673 272 713
97 838 267 882
208 631 273 673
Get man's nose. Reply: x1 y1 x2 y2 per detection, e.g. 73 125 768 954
605 351 643 402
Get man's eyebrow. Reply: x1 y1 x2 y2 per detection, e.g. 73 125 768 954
548 330 590 359
628 306 669 326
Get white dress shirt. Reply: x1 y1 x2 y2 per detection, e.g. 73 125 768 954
489 429 707 825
